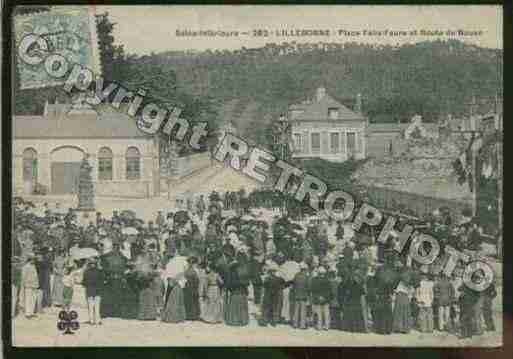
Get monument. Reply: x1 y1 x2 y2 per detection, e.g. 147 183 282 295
77 154 95 211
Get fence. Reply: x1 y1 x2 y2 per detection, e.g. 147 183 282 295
356 184 472 220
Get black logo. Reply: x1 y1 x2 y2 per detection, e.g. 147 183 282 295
57 310 80 335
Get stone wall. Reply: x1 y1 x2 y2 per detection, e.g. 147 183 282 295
353 136 471 201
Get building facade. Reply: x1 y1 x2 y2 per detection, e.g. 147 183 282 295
288 87 367 162
14 101 160 198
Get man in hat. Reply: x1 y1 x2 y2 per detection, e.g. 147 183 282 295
36 248 52 310
96 212 103 227
196 195 206 219
21 254 39 318
310 266 332 330
155 210 165 233
260 263 285 327
292 262 310 329
112 210 122 227
434 273 455 331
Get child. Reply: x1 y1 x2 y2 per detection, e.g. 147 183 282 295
62 266 75 312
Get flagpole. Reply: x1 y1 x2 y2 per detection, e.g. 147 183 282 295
496 95 503 258
470 96 478 217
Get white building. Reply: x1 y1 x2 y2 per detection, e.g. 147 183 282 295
288 87 367 162
13 100 160 198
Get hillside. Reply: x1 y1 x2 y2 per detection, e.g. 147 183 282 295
14 38 502 150
160 40 500 123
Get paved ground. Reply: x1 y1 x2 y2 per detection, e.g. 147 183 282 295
12 295 502 347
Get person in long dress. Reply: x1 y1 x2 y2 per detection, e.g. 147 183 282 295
51 250 67 307
201 265 224 323
224 260 250 326
340 276 367 332
161 276 186 323
137 274 161 320
183 257 201 320
372 267 395 334
100 243 127 318
393 280 414 333
416 274 435 333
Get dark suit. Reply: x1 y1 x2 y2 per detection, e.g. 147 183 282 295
261 274 285 325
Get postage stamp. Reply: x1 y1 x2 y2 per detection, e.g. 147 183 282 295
14 5 101 89
8 5 503 349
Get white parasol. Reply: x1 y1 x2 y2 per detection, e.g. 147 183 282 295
278 260 301 282
71 247 99 260
164 255 188 279
122 227 139 235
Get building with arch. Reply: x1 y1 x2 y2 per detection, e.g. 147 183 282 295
14 101 160 198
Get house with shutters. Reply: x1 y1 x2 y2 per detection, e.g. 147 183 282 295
288 87 367 162
13 98 160 198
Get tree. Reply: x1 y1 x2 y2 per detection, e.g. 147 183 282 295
95 12 127 82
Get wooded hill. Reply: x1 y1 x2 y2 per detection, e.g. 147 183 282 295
13 11 502 150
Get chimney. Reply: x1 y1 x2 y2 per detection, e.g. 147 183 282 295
355 93 362 113
316 87 326 102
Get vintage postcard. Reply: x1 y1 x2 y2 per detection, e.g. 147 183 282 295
8 5 502 347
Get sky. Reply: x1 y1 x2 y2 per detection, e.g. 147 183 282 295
97 5 503 55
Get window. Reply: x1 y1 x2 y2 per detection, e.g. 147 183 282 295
22 148 37 182
328 107 339 120
347 132 356 155
293 133 302 153
126 147 141 180
330 133 340 153
98 147 113 180
311 133 320 154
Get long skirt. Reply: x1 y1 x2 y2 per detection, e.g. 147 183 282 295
393 293 412 333
101 279 125 318
373 297 393 334
63 286 74 307
224 290 249 326
281 287 291 322
138 286 158 320
417 306 434 333
162 285 186 323
183 285 201 321
121 283 139 319
342 301 367 332
52 274 64 306
201 285 224 323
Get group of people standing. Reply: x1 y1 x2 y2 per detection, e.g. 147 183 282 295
12 192 497 339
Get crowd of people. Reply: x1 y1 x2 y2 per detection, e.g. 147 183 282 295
12 190 497 339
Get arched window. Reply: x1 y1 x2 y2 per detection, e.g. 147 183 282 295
98 147 113 180
22 148 38 182
126 147 140 180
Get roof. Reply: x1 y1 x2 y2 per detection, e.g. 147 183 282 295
14 112 152 139
289 93 365 121
368 123 407 133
